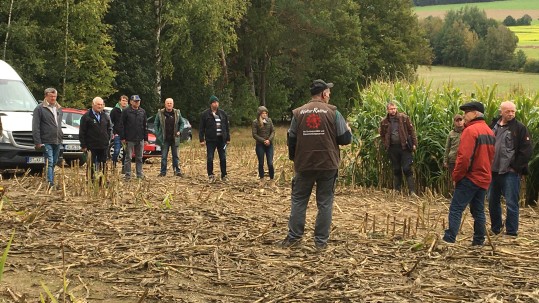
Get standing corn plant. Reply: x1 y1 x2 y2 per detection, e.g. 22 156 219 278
345 80 539 201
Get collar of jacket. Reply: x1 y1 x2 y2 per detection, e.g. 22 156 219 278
42 99 61 109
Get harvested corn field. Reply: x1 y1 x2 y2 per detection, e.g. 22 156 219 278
1 140 539 303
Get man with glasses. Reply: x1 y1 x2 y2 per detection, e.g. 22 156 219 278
32 88 63 190
443 101 495 246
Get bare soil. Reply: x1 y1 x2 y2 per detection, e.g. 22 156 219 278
1 142 539 302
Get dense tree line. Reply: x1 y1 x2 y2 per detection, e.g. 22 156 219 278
413 0 502 6
503 14 533 26
420 6 531 71
1 0 430 123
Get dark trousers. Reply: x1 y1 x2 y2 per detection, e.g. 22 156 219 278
206 137 227 178
287 170 338 245
255 143 274 179
388 144 415 192
443 177 486 245
88 148 107 180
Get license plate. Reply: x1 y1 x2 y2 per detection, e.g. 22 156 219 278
65 144 80 151
156 146 161 151
27 157 45 164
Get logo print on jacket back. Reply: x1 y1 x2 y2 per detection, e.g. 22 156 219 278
306 114 321 129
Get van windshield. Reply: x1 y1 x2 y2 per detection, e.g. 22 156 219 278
0 80 38 112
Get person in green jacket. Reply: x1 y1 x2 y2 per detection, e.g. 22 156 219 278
155 98 184 177
443 114 464 174
252 106 276 181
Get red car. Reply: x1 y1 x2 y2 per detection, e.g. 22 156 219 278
62 107 161 160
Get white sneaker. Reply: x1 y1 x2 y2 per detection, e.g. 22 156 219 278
208 175 216 183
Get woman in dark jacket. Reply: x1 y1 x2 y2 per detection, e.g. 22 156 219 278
252 106 275 181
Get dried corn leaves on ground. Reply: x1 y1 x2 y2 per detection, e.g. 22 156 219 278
0 142 538 303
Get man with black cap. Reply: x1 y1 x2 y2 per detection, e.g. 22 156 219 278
119 95 148 180
199 95 230 183
379 101 418 195
443 101 495 246
281 79 352 250
488 100 532 237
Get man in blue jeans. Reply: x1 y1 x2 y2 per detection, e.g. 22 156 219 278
443 101 495 246
199 95 230 183
155 98 184 177
282 79 352 250
109 95 128 168
488 101 532 237
32 88 63 190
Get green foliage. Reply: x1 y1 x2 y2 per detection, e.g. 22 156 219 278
503 15 517 26
423 6 520 71
0 230 14 283
344 81 539 199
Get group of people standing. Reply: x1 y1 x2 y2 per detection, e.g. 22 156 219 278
443 100 532 245
31 82 532 250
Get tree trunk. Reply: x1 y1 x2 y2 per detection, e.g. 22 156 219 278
154 0 163 102
63 0 70 100
221 46 228 86
2 0 15 60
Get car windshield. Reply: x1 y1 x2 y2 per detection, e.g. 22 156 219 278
0 79 38 111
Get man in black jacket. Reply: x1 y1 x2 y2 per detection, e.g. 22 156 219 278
488 100 532 237
109 95 128 167
199 95 230 183
120 95 148 180
79 97 112 181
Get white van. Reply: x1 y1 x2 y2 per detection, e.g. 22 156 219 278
0 60 83 172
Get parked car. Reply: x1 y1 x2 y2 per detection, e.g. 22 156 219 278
63 107 160 161
62 107 86 128
147 115 192 142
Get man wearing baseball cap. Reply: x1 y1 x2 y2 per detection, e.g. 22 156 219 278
443 100 495 246
199 95 230 183
281 79 352 250
120 95 148 180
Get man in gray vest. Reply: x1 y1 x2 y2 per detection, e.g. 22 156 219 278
281 79 352 250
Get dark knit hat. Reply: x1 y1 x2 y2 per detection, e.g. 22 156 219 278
209 95 219 104
257 106 268 115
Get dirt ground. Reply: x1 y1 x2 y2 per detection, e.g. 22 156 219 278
1 140 539 302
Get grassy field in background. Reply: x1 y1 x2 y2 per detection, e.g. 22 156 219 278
509 24 539 59
416 65 539 94
414 0 539 13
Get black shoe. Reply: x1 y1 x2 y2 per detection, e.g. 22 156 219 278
280 236 301 248
158 173 166 177
315 242 328 250
175 171 184 177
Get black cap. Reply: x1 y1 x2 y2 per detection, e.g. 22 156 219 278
459 101 484 114
310 79 334 96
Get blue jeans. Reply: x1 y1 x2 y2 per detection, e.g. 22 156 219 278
287 170 338 246
160 140 180 175
124 140 144 178
488 172 520 236
111 135 122 165
443 177 486 245
206 138 226 177
43 144 61 186
255 143 274 179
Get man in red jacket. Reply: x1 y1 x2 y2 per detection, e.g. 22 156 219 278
443 101 495 246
